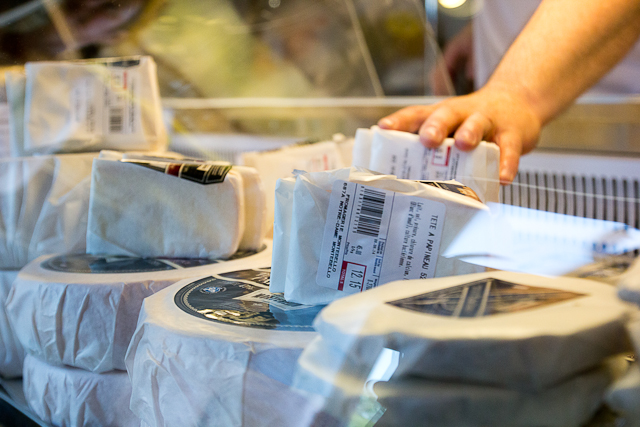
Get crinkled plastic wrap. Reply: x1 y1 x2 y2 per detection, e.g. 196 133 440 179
20 56 166 156
86 157 245 258
270 167 486 305
361 127 500 203
126 268 319 427
606 362 640 423
0 153 96 269
22 354 139 427
304 271 633 391
0 270 24 378
6 242 272 373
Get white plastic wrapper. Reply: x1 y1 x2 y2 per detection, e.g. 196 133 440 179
606 362 640 424
86 157 245 258
0 153 96 269
126 266 320 427
6 242 271 373
23 354 139 427
616 256 640 305
364 127 500 203
306 271 633 391
270 167 485 305
20 56 166 156
240 141 346 234
0 270 24 378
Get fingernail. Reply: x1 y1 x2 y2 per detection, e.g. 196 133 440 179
378 118 396 128
422 126 442 145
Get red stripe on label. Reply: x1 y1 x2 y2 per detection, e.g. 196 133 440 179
338 262 348 291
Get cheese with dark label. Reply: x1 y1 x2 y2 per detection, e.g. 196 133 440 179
6 242 272 372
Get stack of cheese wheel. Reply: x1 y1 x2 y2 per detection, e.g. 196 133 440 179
126 266 323 427
293 271 634 426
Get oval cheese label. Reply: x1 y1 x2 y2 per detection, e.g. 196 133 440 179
174 268 322 331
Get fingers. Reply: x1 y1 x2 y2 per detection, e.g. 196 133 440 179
495 131 523 185
453 112 493 151
418 105 465 148
378 105 435 133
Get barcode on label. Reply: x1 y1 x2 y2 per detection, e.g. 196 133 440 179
354 187 386 237
109 108 123 133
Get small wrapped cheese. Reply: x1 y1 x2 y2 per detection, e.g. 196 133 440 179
270 167 485 305
86 157 246 258
234 166 268 252
308 271 633 391
20 56 166 156
6 243 272 373
0 270 24 378
0 153 96 269
126 267 320 427
23 355 139 427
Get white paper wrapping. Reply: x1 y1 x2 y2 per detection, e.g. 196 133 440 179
5 69 25 158
365 127 500 203
270 177 296 294
617 256 640 305
6 242 272 373
0 153 96 269
307 271 633 391
606 362 640 423
126 265 319 427
271 167 486 305
0 270 24 378
23 354 139 427
351 127 374 169
86 158 245 258
234 166 268 252
21 56 166 156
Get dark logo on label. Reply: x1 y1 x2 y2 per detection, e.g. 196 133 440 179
200 286 227 294
386 278 585 317
419 181 481 202
122 160 232 185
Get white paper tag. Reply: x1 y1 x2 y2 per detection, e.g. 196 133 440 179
381 143 460 181
316 180 446 294
234 289 312 311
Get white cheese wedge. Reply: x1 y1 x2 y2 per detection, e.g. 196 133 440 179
6 242 272 373
365 127 500 203
21 56 166 156
0 153 96 269
86 157 245 258
126 266 319 427
0 270 23 378
23 355 139 427
270 167 485 305
310 271 634 391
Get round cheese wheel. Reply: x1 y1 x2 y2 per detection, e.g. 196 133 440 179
6 242 272 373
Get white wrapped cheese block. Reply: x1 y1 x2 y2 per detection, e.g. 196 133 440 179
366 127 500 203
606 362 640 423
22 56 166 156
126 267 320 427
5 69 25 158
309 271 633 391
351 127 374 169
86 158 245 258
233 166 268 252
23 355 139 427
270 177 296 294
271 167 485 305
240 140 345 234
0 270 24 378
6 242 271 373
0 153 96 269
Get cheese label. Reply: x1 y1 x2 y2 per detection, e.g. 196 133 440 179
419 181 481 202
316 180 446 294
121 160 231 184
387 277 585 317
376 142 460 181
174 268 322 331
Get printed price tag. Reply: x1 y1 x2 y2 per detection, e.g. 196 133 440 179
316 180 446 294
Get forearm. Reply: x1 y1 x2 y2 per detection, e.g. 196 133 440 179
487 0 640 125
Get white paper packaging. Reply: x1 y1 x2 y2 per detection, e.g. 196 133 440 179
0 153 96 269
5 69 25 158
86 157 245 258
23 354 139 427
234 166 268 251
6 243 272 373
309 271 633 391
126 266 320 427
606 362 640 424
0 270 24 378
22 56 166 156
616 256 640 305
366 127 500 203
270 167 485 305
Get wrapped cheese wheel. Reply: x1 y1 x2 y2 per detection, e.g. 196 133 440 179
126 267 320 427
23 355 139 427
365 127 500 203
0 152 96 269
6 242 271 372
0 270 24 378
308 271 633 391
270 167 485 305
21 56 166 156
86 157 246 259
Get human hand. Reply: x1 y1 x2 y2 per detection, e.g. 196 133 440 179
377 86 542 184
431 23 475 96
